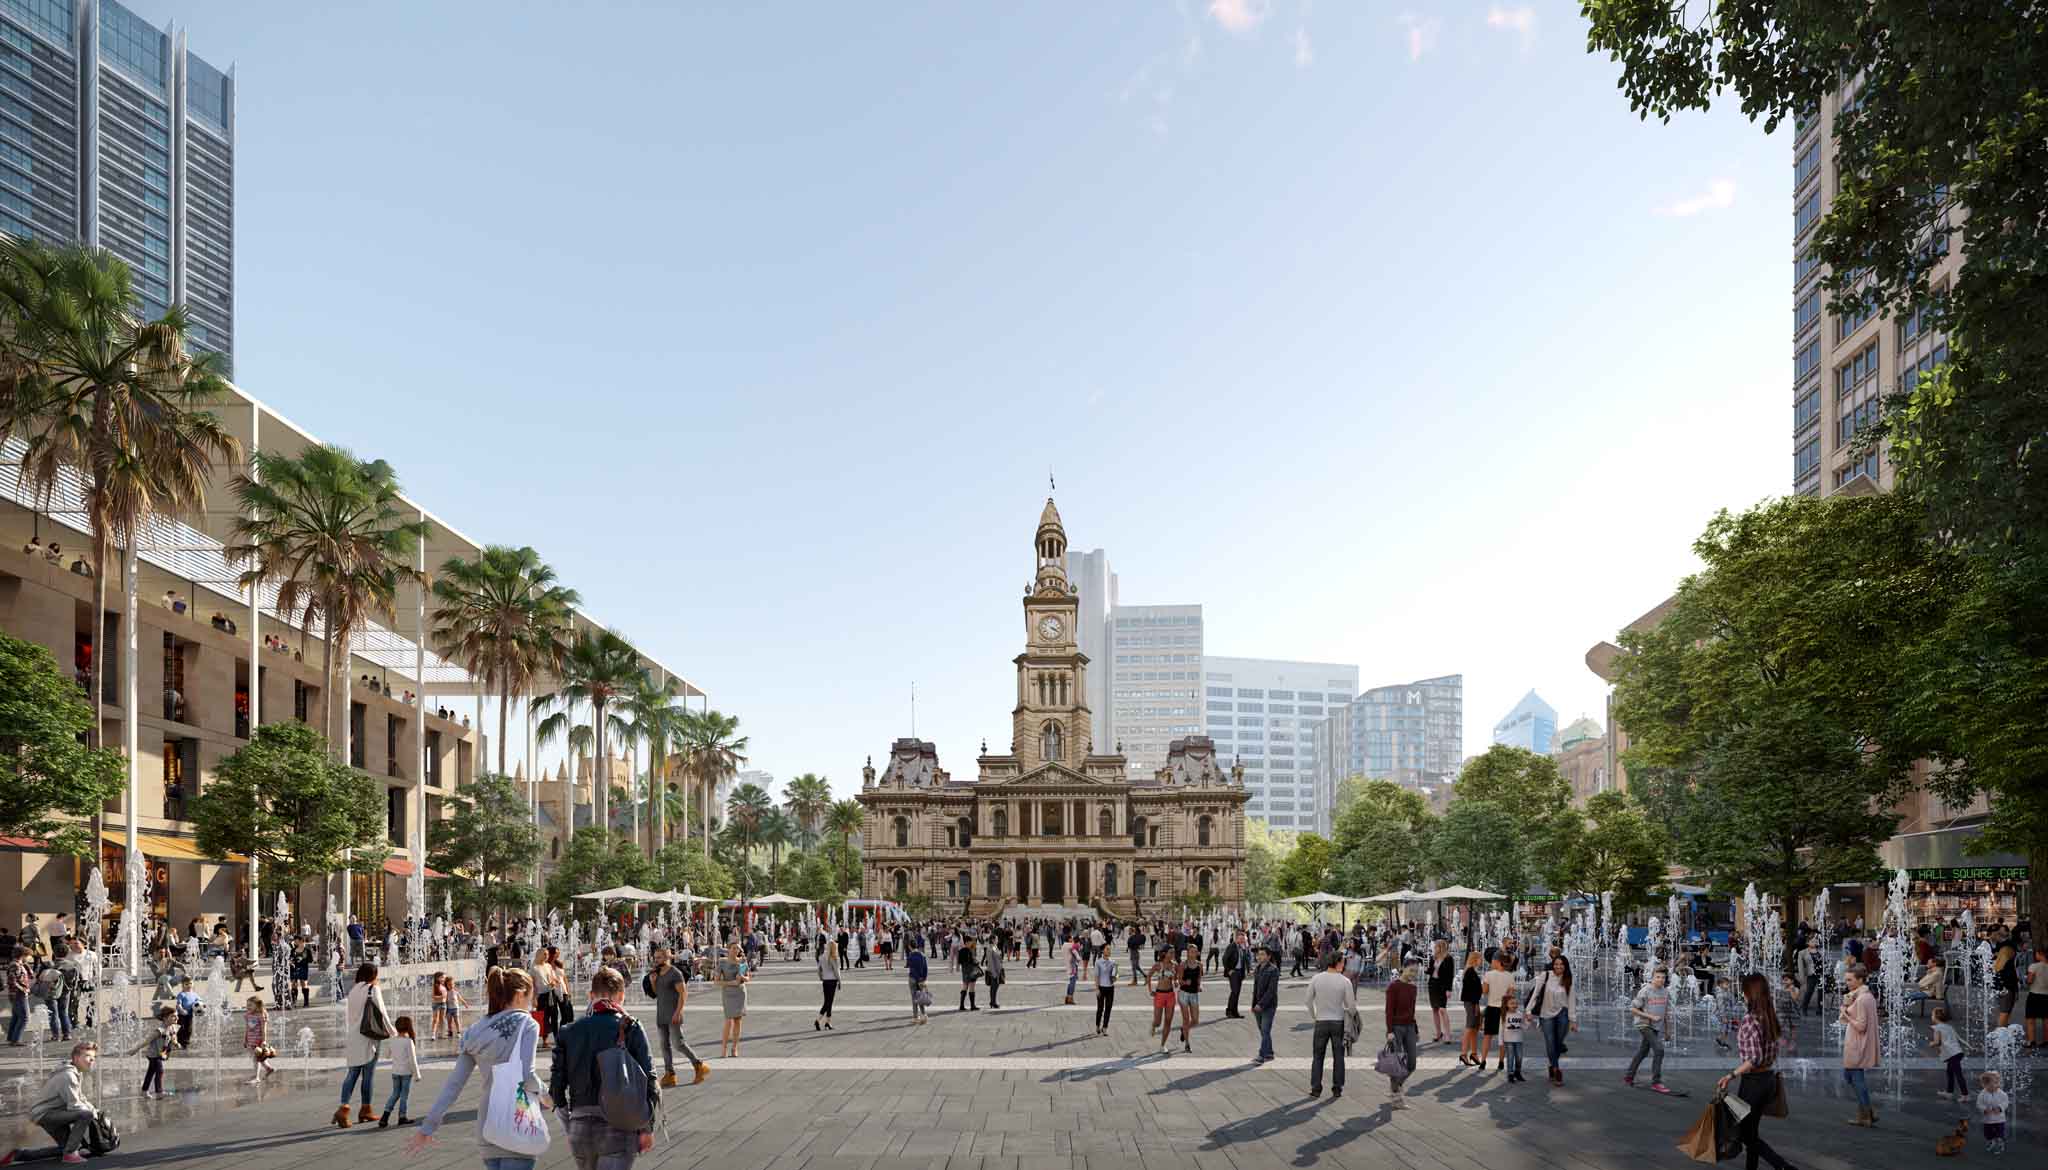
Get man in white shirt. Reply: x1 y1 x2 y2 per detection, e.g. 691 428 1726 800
1306 950 1358 1098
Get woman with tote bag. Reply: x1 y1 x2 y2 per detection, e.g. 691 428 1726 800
409 967 554 1170
334 964 391 1127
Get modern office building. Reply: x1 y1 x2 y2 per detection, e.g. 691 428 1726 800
1105 602 1203 777
1071 548 1114 754
1201 656 1357 834
1343 674 1464 798
1490 689 1558 754
0 0 235 361
1790 83 1960 498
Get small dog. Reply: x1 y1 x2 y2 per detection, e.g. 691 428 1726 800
1936 1118 1970 1157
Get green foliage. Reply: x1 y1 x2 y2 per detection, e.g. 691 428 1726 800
1328 816 1430 900
783 773 832 850
1613 497 1954 902
651 840 734 901
1242 819 1285 905
786 851 846 906
1584 3 2047 556
543 827 653 911
1427 800 1529 897
430 545 578 776
0 631 123 856
900 891 937 921
1275 833 1333 898
427 773 543 920
1557 790 1669 909
188 722 386 887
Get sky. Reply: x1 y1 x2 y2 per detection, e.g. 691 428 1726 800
146 1 1790 800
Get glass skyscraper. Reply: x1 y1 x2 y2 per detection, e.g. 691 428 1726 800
0 0 234 362
1202 656 1358 834
1345 674 1464 794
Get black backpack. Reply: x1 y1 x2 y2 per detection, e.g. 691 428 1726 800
597 1013 655 1132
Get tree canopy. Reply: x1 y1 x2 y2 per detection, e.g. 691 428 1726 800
188 722 387 887
427 773 542 921
0 631 123 857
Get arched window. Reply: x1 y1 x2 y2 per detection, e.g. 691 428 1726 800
892 816 909 849
957 817 973 849
1197 869 1214 896
1098 808 1113 837
1129 815 1147 849
1041 720 1063 762
894 869 909 896
992 808 1008 837
1197 816 1213 847
985 863 1003 897
1104 863 1119 897
1133 869 1147 900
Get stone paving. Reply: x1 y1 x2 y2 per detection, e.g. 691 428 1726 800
2 956 2038 1168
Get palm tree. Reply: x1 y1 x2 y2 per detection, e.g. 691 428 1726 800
429 545 579 776
623 676 687 856
0 243 241 787
825 799 865 893
679 709 747 857
533 630 640 834
783 773 832 851
226 445 424 762
761 808 795 882
723 782 774 902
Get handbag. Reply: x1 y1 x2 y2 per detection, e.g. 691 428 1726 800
480 1019 551 1157
358 991 393 1041
912 983 933 1008
1373 1039 1407 1078
1764 1071 1788 1118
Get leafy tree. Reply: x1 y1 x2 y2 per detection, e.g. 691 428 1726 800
651 840 734 901
1583 3 2047 557
900 892 937 921
0 631 123 856
783 773 832 850
1613 496 1956 912
1243 819 1287 905
1454 746 1571 822
427 774 542 924
188 722 386 888
1557 790 1669 909
678 709 748 856
1275 832 1333 898
543 827 652 911
1331 779 1435 852
825 798 864 889
1427 800 1529 897
227 445 425 762
787 852 846 907
1329 817 1430 900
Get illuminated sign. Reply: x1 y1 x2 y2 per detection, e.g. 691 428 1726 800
1905 866 2029 882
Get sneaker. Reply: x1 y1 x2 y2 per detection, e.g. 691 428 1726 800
1388 1094 1407 1109
1651 1083 1671 1094
61 1156 85 1165
1622 1075 1634 1086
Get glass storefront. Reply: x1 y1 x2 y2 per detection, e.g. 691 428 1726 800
1906 865 2028 926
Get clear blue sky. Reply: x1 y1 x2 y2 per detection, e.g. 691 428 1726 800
153 1 1788 798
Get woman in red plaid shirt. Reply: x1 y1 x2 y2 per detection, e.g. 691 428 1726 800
1716 973 1794 1170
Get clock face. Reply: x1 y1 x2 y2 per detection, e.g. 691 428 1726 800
1038 616 1063 640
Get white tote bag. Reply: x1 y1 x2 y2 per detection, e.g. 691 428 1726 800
479 1018 551 1157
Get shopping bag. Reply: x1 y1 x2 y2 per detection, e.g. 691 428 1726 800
1676 1101 1719 1163
480 1020 551 1157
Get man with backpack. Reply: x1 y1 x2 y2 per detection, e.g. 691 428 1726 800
549 967 659 1170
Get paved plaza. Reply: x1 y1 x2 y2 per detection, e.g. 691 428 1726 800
2 957 2036 1169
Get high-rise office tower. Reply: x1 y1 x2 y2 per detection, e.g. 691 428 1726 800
1490 689 1558 754
0 1 235 362
1202 656 1357 834
1072 548 1114 754
1105 602 1202 777
1791 85 1957 498
1343 674 1463 797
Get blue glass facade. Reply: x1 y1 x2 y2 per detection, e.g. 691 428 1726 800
1344 674 1463 788
1490 689 1558 754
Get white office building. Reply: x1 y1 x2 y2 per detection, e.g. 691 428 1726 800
1106 602 1204 777
1202 656 1359 834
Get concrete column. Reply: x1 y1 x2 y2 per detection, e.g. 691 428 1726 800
411 516 427 927
245 408 261 963
121 540 140 977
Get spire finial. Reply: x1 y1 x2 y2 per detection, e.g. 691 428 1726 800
1049 466 1055 494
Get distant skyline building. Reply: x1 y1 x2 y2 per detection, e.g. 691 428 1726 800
1106 601 1203 777
1491 689 1558 754
1345 674 1464 797
1072 548 1114 755
1201 656 1358 835
0 0 236 363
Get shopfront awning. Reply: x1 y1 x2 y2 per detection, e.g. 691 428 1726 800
99 830 246 864
381 857 447 879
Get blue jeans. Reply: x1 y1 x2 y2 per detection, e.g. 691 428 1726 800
483 1160 537 1170
338 1059 376 1105
1255 1007 1276 1061
1843 1067 1871 1109
49 994 71 1037
382 1073 412 1117
1540 1010 1569 1072
7 994 26 1043
1504 1040 1523 1077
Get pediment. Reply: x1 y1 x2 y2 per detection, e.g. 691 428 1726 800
985 761 1108 788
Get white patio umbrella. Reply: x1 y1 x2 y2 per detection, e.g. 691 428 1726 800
573 885 651 902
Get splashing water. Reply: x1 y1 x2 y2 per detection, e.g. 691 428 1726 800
1878 869 1912 1101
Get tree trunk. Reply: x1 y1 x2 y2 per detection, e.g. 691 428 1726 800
88 521 110 853
653 752 666 852
320 620 337 758
593 702 607 836
497 677 510 778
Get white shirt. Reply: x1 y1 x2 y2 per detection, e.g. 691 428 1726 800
1979 1088 2009 1125
1304 971 1357 1022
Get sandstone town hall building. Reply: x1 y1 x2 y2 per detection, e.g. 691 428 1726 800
857 498 1248 915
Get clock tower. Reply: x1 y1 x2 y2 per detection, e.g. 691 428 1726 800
1014 497 1093 769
